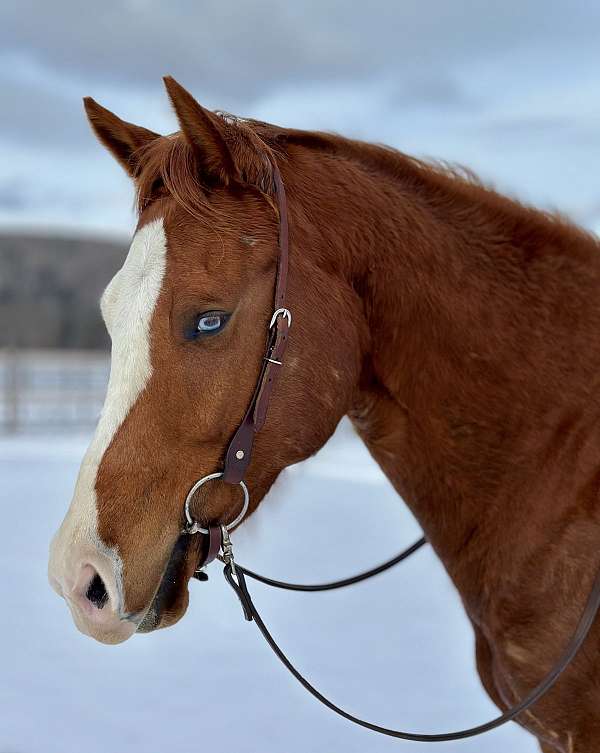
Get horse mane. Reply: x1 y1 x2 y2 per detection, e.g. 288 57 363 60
272 126 598 251
133 115 598 252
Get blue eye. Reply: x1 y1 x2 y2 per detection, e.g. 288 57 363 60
195 311 229 336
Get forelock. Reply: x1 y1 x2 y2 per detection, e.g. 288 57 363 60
134 134 214 223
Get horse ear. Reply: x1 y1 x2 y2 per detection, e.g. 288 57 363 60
83 97 160 177
163 76 274 193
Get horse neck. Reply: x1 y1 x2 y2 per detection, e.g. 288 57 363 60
287 141 600 597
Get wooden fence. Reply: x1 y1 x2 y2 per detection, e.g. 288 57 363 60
0 349 109 433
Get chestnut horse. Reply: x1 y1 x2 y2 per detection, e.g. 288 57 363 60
49 77 600 752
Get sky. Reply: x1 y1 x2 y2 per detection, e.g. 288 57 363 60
0 0 599 238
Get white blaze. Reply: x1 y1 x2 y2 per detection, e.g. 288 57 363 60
49 218 167 611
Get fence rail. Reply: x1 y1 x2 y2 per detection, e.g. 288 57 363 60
0 349 109 433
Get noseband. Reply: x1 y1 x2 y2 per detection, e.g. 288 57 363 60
182 163 600 744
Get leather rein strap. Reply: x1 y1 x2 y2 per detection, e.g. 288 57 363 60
222 167 291 485
218 533 600 743
227 536 428 592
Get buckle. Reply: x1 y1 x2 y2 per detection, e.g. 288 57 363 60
269 307 292 330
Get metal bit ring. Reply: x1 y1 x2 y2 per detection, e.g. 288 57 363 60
184 472 249 535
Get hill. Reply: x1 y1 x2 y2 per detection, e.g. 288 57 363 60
0 232 127 349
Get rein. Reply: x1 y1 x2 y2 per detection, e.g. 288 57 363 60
227 535 427 591
182 162 600 743
195 525 600 744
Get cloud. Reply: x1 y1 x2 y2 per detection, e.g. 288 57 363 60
0 178 30 211
2 0 599 103
0 56 89 147
0 0 598 234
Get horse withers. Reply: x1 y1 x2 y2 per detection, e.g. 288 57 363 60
49 77 600 752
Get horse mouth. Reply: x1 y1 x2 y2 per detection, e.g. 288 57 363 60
137 533 200 633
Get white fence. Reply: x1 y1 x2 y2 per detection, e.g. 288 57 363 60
0 349 109 433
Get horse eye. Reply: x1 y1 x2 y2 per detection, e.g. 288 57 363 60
195 311 229 335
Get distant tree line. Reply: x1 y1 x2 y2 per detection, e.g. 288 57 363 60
0 233 126 350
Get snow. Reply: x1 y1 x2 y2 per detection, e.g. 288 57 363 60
0 421 536 752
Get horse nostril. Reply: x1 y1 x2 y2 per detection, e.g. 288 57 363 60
86 572 109 609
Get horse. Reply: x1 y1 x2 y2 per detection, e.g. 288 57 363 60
48 76 600 752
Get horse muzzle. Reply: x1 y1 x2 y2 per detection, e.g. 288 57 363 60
48 537 139 644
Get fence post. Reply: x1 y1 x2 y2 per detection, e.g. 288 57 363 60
5 347 19 433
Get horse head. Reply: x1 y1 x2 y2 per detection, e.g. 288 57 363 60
48 77 365 643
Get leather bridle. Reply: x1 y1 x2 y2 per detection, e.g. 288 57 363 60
183 166 290 542
182 162 600 744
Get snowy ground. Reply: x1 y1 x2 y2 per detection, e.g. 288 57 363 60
0 422 537 753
